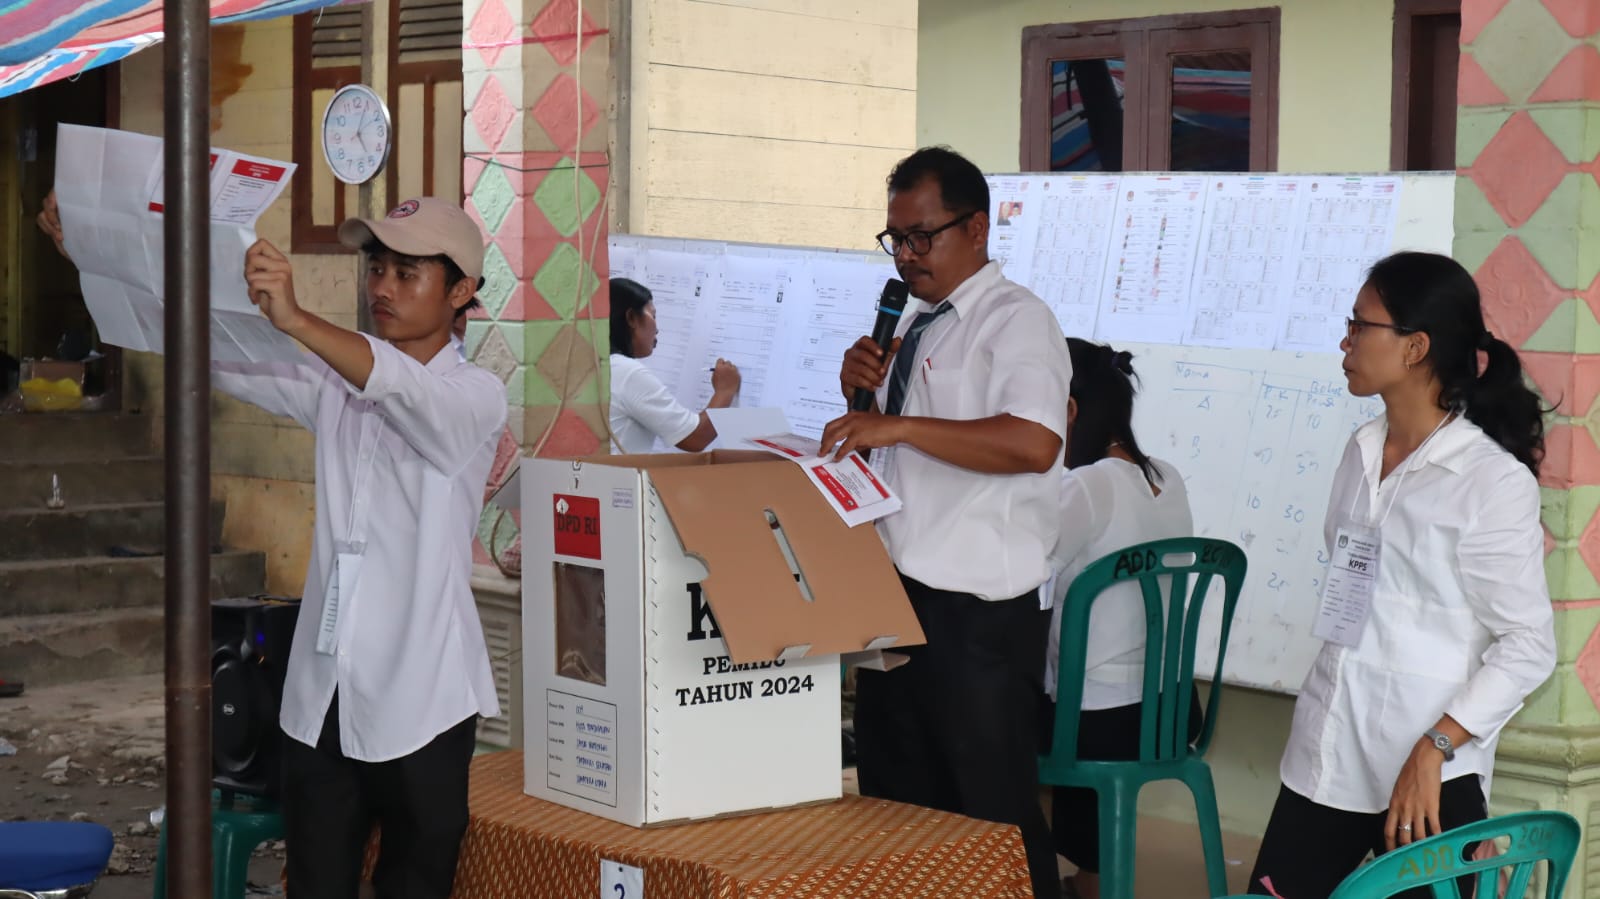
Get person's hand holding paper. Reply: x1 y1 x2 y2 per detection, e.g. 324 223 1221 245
47 124 303 364
244 239 304 331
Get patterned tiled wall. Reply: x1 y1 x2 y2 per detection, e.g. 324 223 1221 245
460 0 611 570
1458 0 1600 723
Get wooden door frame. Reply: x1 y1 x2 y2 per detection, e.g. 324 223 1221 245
1391 0 1462 170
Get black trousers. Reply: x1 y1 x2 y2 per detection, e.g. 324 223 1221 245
854 574 1059 899
284 692 478 899
1248 777 1486 899
1037 689 1204 872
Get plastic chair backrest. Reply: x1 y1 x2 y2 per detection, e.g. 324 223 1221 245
1329 810 1579 899
1045 536 1247 772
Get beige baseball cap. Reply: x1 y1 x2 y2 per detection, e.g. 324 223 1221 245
337 197 485 281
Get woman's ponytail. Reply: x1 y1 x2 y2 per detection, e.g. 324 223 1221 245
1464 333 1544 476
1366 252 1546 477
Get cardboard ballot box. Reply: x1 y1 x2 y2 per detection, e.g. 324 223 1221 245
521 451 924 827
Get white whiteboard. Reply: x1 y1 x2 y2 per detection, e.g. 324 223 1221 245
1140 173 1454 691
610 171 1454 693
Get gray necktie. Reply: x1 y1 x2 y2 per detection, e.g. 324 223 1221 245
884 302 953 417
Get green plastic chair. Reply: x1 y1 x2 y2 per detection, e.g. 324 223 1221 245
151 791 284 899
1039 536 1247 899
1322 810 1580 899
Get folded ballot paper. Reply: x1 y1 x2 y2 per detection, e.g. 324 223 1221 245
744 433 901 527
54 124 302 364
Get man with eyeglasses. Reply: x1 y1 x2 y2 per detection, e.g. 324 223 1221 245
820 146 1072 899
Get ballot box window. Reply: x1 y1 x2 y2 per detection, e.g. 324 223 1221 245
553 562 607 687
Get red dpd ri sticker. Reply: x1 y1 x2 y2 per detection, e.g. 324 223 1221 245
553 495 602 560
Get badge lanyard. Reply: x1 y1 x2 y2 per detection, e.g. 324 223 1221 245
1311 413 1453 647
317 404 382 656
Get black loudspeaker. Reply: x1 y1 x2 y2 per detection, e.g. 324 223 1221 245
211 595 301 797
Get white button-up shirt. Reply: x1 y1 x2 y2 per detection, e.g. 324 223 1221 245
1044 458 1193 708
213 335 506 762
875 261 1073 600
608 353 698 453
1281 415 1556 812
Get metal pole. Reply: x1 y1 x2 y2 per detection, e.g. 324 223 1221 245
162 0 211 894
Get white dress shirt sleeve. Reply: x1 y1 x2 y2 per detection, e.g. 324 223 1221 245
614 361 699 449
982 303 1071 439
1047 470 1097 583
346 334 508 475
211 358 328 432
1445 463 1557 746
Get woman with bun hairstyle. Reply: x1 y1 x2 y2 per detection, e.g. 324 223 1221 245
1042 338 1196 899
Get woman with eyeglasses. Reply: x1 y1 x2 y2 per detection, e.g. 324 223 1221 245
608 277 740 453
1247 252 1556 898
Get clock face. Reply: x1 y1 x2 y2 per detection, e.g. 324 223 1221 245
321 84 391 185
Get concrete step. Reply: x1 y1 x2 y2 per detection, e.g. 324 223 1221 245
0 500 226 562
0 412 150 462
0 456 165 510
0 551 266 617
0 608 163 687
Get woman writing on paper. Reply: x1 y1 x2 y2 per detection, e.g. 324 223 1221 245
1248 252 1556 898
608 277 740 453
1041 338 1195 899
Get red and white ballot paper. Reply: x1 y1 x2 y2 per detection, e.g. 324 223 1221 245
744 434 902 527
55 124 301 365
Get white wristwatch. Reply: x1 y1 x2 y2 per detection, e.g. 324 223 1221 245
1424 728 1456 762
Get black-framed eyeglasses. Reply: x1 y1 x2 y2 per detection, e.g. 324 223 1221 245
1345 316 1417 339
876 210 977 257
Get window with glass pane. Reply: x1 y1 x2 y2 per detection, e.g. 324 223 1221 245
1168 52 1252 171
1049 59 1126 171
1021 11 1278 173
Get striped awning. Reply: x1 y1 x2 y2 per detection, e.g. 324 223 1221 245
0 0 366 99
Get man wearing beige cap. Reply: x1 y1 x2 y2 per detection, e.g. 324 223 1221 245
233 197 505 898
201 199 499 889
41 189 505 898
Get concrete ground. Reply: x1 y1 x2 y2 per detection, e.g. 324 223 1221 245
3 675 1260 898
0 675 284 898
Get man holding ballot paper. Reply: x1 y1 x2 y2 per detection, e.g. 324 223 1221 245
822 146 1074 899
41 181 504 899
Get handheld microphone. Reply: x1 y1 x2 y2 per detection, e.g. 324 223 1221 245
852 278 910 413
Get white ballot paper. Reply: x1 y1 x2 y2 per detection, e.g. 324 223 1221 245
54 124 303 364
744 433 901 527
705 407 791 451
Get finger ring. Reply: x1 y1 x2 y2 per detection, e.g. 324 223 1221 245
1399 824 1412 832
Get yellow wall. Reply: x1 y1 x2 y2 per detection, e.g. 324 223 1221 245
119 18 357 595
625 0 919 250
918 0 1396 173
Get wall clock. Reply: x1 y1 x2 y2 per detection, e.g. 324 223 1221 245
321 83 391 185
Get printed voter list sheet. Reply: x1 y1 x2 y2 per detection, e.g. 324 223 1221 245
745 433 902 527
1095 175 1207 345
1277 175 1400 352
54 124 301 364
1027 174 1119 339
1183 176 1304 350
